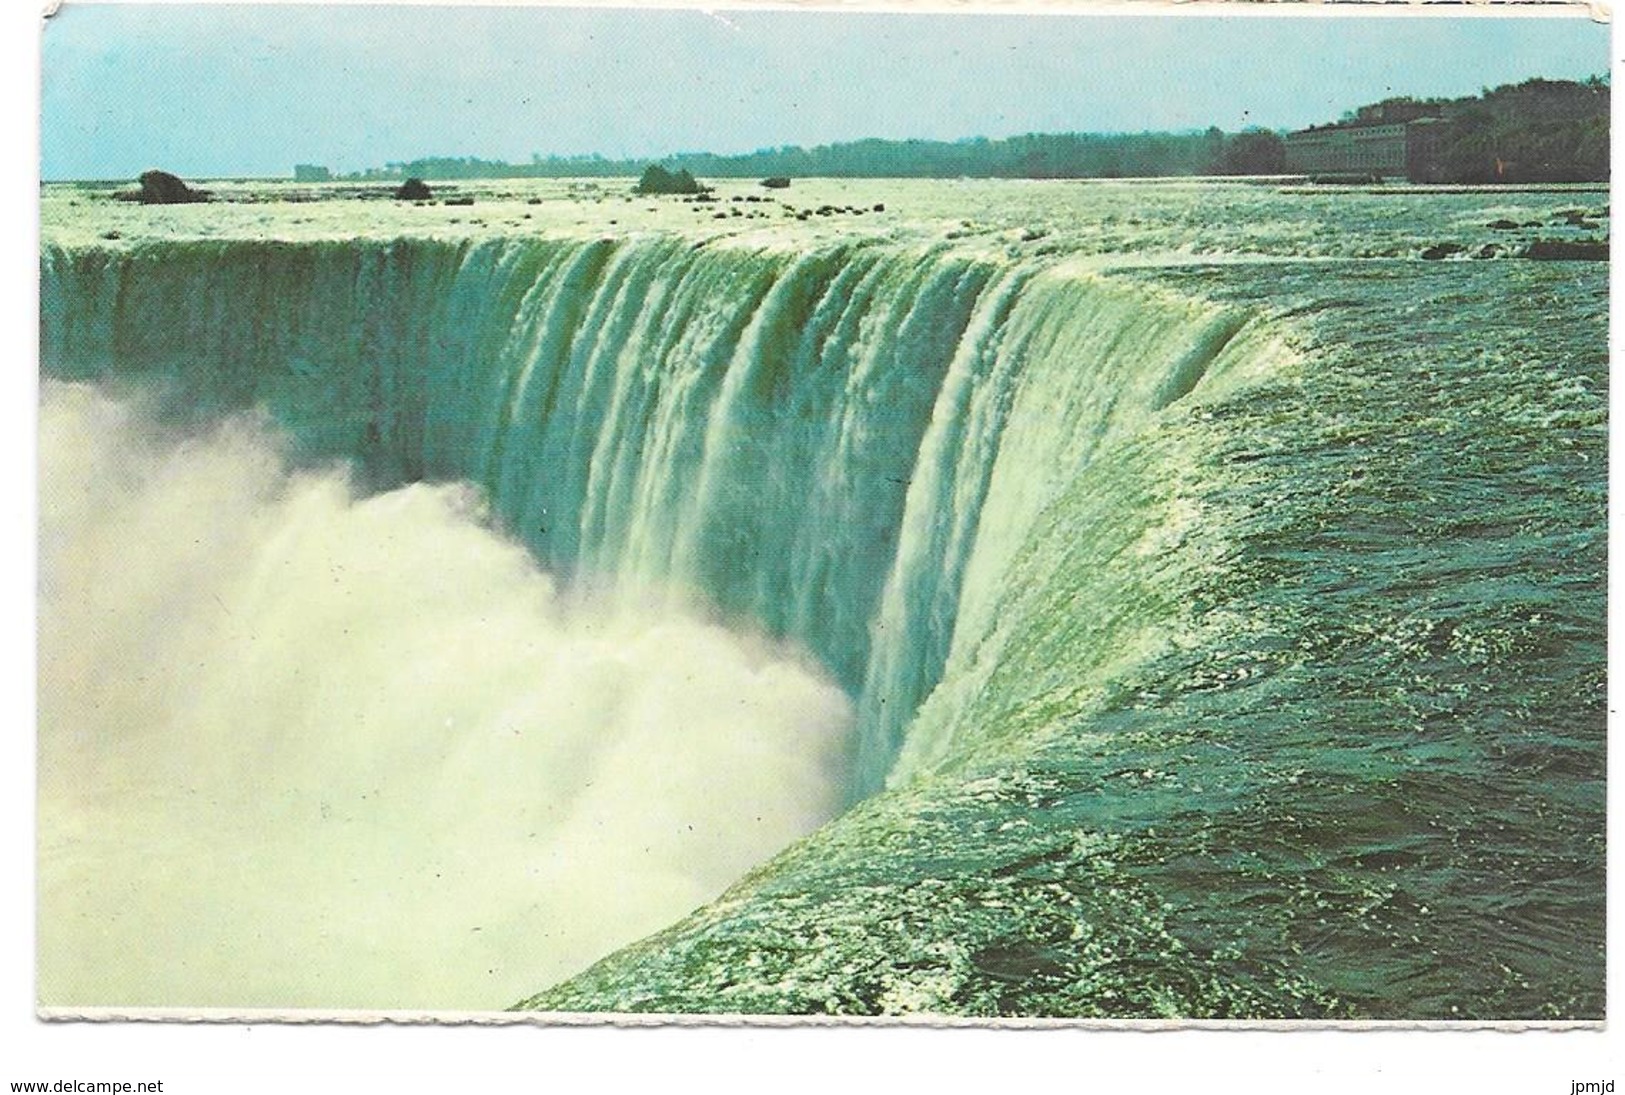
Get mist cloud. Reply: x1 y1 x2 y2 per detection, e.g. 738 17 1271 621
37 381 852 1010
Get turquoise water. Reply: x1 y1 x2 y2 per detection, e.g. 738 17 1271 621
39 181 1607 1017
516 258 1605 1020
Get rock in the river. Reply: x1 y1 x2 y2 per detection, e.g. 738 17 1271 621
1522 239 1608 261
635 166 705 196
128 170 209 205
395 178 433 201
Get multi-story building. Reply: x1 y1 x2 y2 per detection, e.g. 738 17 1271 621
1284 122 1409 176
1284 111 1451 181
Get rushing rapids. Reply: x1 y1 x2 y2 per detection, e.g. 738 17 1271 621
38 179 1607 1018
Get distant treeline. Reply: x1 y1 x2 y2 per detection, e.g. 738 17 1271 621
332 76 1606 184
1388 77 1608 183
341 129 1268 182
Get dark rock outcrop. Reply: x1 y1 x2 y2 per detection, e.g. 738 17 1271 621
759 176 792 190
128 170 209 205
635 165 705 196
1522 239 1608 261
395 178 433 201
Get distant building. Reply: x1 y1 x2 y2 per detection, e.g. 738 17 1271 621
1284 114 1450 182
293 164 332 182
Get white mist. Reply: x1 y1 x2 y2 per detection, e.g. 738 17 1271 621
37 381 852 1010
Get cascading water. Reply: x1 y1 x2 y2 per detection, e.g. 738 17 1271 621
41 236 1268 803
39 193 1608 1020
33 0 1613 1032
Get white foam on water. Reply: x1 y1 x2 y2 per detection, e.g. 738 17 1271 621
36 380 853 1010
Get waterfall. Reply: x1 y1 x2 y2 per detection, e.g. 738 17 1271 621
41 235 1268 795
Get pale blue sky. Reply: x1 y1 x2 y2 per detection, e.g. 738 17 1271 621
41 4 1610 180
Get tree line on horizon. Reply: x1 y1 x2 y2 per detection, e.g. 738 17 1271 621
334 76 1607 185
1387 76 1608 183
344 129 1245 182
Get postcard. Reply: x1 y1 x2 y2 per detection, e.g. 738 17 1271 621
35 1 1608 1037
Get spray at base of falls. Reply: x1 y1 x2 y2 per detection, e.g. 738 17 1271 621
38 381 851 1009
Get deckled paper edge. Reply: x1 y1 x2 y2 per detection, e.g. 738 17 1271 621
33 1006 1611 1030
